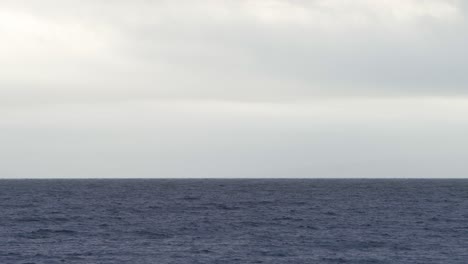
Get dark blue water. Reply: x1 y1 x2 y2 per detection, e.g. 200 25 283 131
0 179 467 264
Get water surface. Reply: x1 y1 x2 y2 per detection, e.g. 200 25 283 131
1 179 467 263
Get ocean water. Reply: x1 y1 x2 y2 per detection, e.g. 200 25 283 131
0 179 467 264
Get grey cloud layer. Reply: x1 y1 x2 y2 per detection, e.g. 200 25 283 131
1 1 468 178
1 0 468 104
2 100 467 178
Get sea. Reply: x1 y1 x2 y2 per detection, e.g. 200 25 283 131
0 179 467 264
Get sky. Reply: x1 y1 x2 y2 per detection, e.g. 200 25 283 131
1 0 467 178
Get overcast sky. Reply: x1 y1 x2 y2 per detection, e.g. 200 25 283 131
1 0 467 178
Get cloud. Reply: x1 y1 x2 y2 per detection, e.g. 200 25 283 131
1 1 467 178
1 98 467 178
0 0 467 106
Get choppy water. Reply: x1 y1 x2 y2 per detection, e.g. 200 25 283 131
0 179 467 264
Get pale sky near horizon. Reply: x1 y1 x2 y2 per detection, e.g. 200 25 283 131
1 0 467 178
